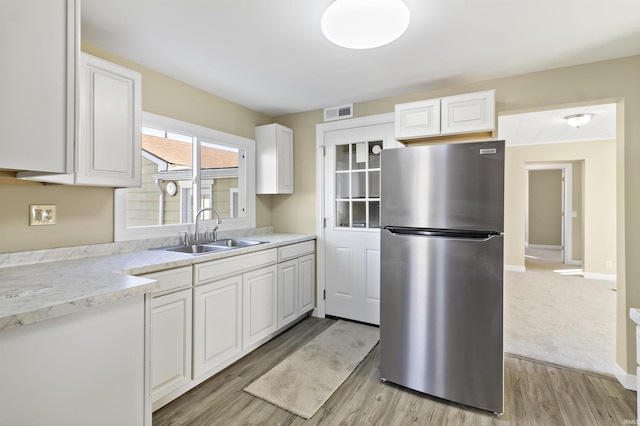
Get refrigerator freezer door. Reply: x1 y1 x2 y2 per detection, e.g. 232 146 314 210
380 141 504 232
379 228 504 413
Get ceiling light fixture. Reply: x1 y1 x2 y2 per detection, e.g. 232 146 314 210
564 113 594 129
321 0 410 49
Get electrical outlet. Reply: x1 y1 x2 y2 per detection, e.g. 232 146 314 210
605 260 613 269
30 204 56 226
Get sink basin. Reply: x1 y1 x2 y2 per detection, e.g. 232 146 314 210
159 244 231 255
206 238 265 248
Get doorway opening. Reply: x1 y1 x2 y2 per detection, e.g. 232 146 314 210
525 162 583 274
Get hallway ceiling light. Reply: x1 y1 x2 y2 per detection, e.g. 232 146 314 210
564 113 594 129
321 0 410 49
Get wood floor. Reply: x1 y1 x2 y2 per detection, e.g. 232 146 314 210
153 317 636 425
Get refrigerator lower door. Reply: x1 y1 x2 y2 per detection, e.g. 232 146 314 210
380 228 504 414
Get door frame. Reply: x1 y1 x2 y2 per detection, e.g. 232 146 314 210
314 113 394 318
525 162 576 265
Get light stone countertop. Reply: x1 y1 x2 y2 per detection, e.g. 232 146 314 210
630 308 640 326
0 233 315 332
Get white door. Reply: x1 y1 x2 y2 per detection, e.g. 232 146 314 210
323 122 397 325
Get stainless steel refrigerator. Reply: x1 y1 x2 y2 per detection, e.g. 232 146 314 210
379 140 505 414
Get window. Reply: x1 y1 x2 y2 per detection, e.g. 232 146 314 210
115 112 256 241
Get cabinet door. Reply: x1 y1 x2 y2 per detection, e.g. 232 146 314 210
256 123 294 194
151 289 192 404
193 276 243 378
395 99 441 140
77 53 141 186
440 90 495 135
298 253 315 314
0 0 75 173
243 265 278 349
276 125 294 193
278 259 298 329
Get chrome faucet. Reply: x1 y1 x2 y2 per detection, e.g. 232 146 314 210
192 207 222 244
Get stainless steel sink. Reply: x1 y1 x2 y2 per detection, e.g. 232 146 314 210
206 238 265 248
154 239 266 255
159 244 231 255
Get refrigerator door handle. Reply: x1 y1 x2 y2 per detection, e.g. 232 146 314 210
384 226 502 241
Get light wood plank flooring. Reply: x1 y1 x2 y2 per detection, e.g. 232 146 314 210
153 317 636 425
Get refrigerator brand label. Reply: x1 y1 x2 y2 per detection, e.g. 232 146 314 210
480 148 497 154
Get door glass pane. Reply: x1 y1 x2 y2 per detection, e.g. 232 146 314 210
368 140 383 169
369 170 380 198
351 142 366 170
336 201 350 228
352 171 366 199
336 145 350 171
352 201 366 228
369 201 380 228
335 173 349 199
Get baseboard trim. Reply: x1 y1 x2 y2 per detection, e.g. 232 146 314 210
505 265 526 272
584 272 617 282
614 363 637 390
528 244 562 250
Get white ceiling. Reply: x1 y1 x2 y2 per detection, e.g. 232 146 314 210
81 0 640 117
498 103 616 146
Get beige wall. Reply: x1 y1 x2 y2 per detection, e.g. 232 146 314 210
528 169 563 246
274 56 639 376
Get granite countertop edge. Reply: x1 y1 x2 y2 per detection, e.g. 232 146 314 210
630 308 640 326
0 233 315 332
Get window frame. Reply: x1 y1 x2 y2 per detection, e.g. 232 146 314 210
114 112 256 241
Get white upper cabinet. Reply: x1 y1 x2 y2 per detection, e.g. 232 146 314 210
395 98 441 139
19 53 142 187
440 90 495 135
76 53 142 186
256 123 294 194
395 90 495 140
0 0 77 173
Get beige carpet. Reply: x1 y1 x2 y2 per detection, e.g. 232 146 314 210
244 320 379 419
504 267 616 376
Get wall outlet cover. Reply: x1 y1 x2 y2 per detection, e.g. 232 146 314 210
30 204 56 226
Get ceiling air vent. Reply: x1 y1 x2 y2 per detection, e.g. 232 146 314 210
324 104 353 122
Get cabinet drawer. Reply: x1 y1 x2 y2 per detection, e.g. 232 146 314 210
141 266 192 296
195 249 277 285
278 241 315 262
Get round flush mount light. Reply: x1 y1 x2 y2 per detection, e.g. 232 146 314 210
564 113 594 128
321 0 411 49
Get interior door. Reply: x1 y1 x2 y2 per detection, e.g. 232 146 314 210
323 123 397 325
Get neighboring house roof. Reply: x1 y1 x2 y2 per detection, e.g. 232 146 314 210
142 134 239 169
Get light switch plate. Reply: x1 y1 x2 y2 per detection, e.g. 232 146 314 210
30 204 56 226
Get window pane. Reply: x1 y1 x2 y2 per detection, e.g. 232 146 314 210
125 128 194 226
200 140 239 220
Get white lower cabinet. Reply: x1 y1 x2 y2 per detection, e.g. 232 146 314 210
243 265 278 349
278 259 298 328
140 266 192 409
146 242 315 411
277 241 316 329
193 275 243 378
298 253 315 314
151 289 192 402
